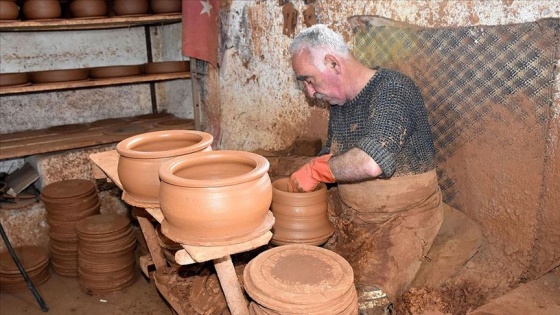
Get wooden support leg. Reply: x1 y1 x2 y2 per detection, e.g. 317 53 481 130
137 216 167 270
213 255 249 315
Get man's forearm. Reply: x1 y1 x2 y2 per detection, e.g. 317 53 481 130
329 148 383 182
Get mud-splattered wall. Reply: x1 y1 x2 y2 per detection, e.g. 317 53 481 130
207 0 560 299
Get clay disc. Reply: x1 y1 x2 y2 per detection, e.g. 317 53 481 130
76 214 130 235
41 179 96 200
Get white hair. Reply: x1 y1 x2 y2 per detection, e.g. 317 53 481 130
289 24 350 57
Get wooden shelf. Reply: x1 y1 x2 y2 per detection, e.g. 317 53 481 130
0 115 194 159
0 14 182 32
0 72 190 95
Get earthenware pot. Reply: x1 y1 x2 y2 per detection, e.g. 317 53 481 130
116 130 213 207
22 0 62 20
113 0 148 16
89 64 142 79
143 61 189 74
29 68 89 84
69 0 107 18
270 177 334 246
0 1 20 20
158 150 273 246
150 0 181 14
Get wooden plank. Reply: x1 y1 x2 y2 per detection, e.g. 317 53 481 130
0 73 190 95
0 14 181 32
89 150 121 189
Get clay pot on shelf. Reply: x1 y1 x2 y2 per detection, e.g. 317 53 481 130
270 177 334 246
0 72 28 87
89 64 142 79
22 0 62 20
116 130 213 208
112 0 148 16
0 1 20 20
143 61 190 74
150 0 181 14
69 0 107 18
158 150 274 246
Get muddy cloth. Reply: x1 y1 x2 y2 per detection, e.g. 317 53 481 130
319 68 436 178
325 170 444 303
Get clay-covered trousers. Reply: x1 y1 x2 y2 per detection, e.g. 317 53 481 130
324 170 444 302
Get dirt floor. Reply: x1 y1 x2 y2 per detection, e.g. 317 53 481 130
0 271 173 315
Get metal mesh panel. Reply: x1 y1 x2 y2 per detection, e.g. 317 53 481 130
350 17 559 204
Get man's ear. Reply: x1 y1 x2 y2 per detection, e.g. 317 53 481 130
324 54 340 72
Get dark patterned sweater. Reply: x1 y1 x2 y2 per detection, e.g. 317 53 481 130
320 68 436 178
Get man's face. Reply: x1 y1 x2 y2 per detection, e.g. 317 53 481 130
291 50 346 105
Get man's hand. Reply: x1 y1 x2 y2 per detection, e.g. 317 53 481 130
288 154 336 192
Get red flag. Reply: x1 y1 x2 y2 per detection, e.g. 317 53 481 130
182 0 220 68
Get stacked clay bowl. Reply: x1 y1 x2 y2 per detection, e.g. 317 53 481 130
22 0 61 20
116 130 213 208
89 64 143 79
69 0 108 18
76 214 137 294
244 244 358 315
0 246 50 292
113 0 149 16
270 178 334 246
29 68 89 84
40 179 100 277
150 0 181 14
158 150 274 246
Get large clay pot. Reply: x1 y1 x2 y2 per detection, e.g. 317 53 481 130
0 1 20 20
116 130 213 208
112 0 148 16
158 150 273 246
22 0 62 20
270 177 334 246
69 0 107 18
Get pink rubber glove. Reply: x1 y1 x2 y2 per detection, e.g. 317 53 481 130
288 154 335 192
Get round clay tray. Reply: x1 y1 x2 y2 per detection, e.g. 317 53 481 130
90 65 143 79
29 68 89 84
41 179 97 200
76 214 131 236
144 61 190 74
0 72 29 87
0 246 49 274
243 244 354 310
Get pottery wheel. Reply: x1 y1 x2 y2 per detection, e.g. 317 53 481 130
243 244 354 307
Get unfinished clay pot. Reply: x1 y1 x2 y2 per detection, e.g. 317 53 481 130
89 64 142 79
22 0 62 20
150 0 181 14
270 177 334 246
143 61 189 74
113 0 148 16
69 0 107 18
158 150 273 246
116 130 213 208
0 72 28 87
29 68 89 84
243 244 358 314
0 1 20 20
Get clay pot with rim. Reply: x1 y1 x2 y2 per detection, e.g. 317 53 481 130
22 0 62 20
69 0 107 18
116 130 213 208
112 0 148 16
270 177 334 246
158 150 273 246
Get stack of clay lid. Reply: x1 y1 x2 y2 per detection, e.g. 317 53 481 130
76 214 137 294
243 244 358 315
0 246 50 292
40 179 100 277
